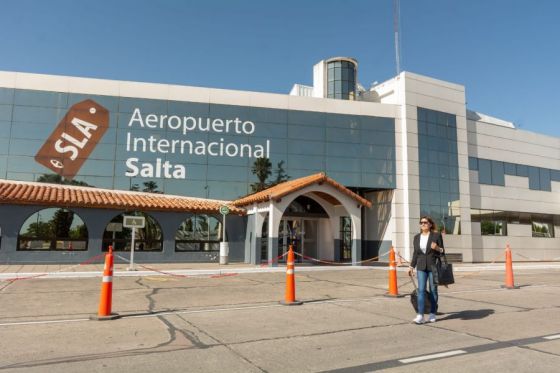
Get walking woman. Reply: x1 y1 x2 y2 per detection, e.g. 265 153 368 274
407 216 444 324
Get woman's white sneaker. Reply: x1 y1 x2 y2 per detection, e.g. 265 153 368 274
428 313 437 323
413 314 424 324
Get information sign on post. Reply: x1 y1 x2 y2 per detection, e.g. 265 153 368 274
219 206 229 265
123 216 145 271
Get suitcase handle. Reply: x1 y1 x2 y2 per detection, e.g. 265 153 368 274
409 272 418 290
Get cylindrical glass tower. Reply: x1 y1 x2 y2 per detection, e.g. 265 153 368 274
326 57 357 100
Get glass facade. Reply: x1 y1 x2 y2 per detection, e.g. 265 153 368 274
175 214 223 252
339 216 352 261
18 208 88 250
327 60 357 100
469 156 558 192
0 88 396 200
417 108 461 234
102 212 163 251
471 209 558 238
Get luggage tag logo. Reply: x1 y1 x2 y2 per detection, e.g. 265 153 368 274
35 99 110 180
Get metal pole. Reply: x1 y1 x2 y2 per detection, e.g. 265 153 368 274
219 214 229 265
222 214 226 243
129 227 136 271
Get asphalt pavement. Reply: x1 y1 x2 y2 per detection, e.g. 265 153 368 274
1 262 559 372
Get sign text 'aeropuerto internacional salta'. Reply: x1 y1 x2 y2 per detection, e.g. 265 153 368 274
124 108 269 179
35 100 270 180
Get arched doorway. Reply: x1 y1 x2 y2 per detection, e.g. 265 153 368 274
261 196 329 263
102 211 163 251
235 172 370 266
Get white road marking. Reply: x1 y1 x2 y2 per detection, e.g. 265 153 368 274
399 350 467 363
0 318 89 327
543 334 560 340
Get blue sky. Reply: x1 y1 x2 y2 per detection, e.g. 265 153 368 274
1 0 559 137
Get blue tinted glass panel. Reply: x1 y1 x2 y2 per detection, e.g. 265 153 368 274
516 164 528 177
478 159 492 184
539 168 551 191
0 88 14 104
551 170 560 182
417 107 460 234
528 166 540 190
491 161 505 186
504 162 516 175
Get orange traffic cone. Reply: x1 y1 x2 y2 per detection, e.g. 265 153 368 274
502 244 519 289
385 246 404 298
280 245 303 305
91 246 120 320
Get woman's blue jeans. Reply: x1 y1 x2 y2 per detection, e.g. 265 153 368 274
417 269 438 315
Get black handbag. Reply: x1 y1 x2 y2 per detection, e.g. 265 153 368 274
437 254 455 285
409 274 432 314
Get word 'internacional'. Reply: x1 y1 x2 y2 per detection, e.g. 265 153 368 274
124 108 271 179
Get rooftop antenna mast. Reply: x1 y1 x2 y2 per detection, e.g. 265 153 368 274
393 0 402 75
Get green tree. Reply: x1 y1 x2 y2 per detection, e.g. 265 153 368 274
251 157 272 192
23 221 53 238
272 160 290 185
51 209 74 238
142 181 162 193
69 224 88 239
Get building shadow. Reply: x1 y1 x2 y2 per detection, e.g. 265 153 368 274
437 308 495 321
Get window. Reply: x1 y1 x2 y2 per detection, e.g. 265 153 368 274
478 159 492 184
473 209 507 236
539 168 551 192
532 216 555 238
504 162 516 175
417 108 461 235
326 60 356 100
468 157 478 171
18 208 88 251
481 220 507 236
339 217 352 261
102 212 163 251
516 164 528 177
474 159 557 191
491 161 505 186
472 209 559 237
528 166 540 190
175 214 223 252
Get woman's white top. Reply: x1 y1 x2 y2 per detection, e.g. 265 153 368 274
419 233 429 254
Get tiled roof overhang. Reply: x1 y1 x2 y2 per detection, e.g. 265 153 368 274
233 172 372 208
0 179 245 215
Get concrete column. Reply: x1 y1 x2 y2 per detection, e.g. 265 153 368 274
267 202 282 267
351 213 362 265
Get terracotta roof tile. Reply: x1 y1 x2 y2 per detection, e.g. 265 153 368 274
0 179 245 215
233 172 372 208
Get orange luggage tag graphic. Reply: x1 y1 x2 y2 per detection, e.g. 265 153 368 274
35 99 110 180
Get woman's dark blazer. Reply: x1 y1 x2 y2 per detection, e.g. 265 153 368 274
410 231 444 272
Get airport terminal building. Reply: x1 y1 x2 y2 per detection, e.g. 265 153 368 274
0 58 558 264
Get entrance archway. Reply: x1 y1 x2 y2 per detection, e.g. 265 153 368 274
235 173 371 266
261 196 329 263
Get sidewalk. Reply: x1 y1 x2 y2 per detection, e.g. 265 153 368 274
1 259 559 280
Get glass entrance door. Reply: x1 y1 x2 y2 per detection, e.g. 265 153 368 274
278 218 318 263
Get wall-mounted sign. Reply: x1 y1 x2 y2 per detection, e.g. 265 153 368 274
106 222 123 232
34 99 109 180
123 216 145 229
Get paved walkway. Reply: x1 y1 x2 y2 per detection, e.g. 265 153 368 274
1 259 560 280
